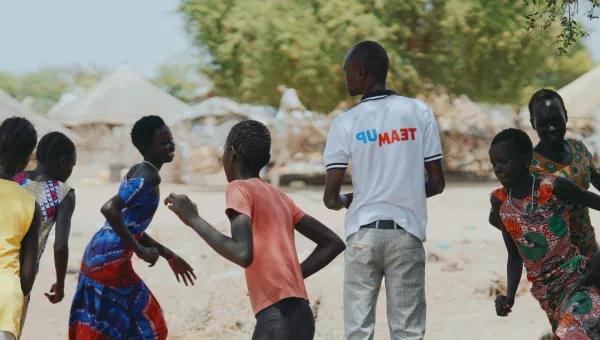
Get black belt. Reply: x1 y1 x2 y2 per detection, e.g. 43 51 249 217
361 220 403 230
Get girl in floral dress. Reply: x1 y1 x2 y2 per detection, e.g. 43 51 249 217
489 128 600 339
14 132 77 336
528 88 600 259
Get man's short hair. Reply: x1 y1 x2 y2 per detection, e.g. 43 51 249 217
350 41 389 84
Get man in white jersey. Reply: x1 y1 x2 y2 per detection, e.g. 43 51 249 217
323 41 445 340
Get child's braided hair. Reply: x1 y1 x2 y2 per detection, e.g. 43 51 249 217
0 117 38 173
36 132 76 164
225 120 271 173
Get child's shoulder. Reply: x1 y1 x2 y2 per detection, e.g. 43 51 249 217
567 138 591 152
490 187 508 203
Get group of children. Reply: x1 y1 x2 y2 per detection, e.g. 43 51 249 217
0 115 345 340
489 89 600 339
3 86 600 339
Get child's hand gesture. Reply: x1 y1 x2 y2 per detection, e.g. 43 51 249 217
495 295 514 317
164 193 199 227
167 254 197 286
44 282 65 304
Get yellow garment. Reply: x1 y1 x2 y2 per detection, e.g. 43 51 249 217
0 179 35 338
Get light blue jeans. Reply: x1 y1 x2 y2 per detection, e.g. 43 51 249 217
344 227 426 340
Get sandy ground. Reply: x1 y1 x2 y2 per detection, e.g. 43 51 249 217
19 167 585 340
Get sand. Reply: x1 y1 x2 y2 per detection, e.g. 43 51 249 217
20 167 582 340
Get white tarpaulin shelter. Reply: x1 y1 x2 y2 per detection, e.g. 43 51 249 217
0 90 82 143
47 65 192 126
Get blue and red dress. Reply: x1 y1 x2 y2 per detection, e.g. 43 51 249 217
69 177 167 340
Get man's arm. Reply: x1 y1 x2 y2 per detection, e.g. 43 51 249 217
322 118 352 210
323 169 353 210
422 104 444 198
425 159 445 197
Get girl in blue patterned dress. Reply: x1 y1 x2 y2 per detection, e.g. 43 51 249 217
68 116 196 340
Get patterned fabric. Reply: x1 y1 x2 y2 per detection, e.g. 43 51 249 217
14 173 73 334
68 178 167 340
492 175 600 339
0 179 36 338
530 138 600 258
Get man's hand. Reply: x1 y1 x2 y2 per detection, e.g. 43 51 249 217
44 282 65 304
164 193 200 226
495 295 514 317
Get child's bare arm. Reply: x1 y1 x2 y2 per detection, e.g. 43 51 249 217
554 176 600 211
294 214 345 279
502 227 523 301
489 195 503 231
53 191 75 286
20 202 42 296
490 198 522 316
139 233 174 259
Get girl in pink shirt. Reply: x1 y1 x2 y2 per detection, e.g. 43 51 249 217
166 120 345 340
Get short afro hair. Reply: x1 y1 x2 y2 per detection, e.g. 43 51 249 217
225 120 271 173
36 132 76 164
491 128 533 159
349 41 389 84
131 115 166 152
528 88 567 121
0 117 37 173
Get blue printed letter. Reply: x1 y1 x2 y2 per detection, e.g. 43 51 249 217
366 129 377 142
356 131 367 144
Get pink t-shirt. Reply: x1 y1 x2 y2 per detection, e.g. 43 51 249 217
225 178 308 315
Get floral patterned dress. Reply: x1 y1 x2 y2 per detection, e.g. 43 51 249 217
492 175 600 338
13 172 73 335
530 138 600 258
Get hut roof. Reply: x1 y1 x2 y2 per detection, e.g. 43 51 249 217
0 90 82 143
47 65 192 126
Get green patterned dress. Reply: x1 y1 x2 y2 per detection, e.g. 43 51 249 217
530 138 600 258
493 175 600 338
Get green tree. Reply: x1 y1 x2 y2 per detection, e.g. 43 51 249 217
179 0 594 111
521 0 598 55
151 63 211 103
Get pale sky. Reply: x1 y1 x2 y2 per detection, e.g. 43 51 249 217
1 1 600 78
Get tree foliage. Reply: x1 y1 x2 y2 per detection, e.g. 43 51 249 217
0 65 106 113
521 0 598 56
151 62 212 103
179 0 594 112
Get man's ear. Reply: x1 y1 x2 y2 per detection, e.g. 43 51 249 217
358 66 366 80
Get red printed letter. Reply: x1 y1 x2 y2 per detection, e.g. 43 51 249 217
409 128 417 140
391 130 400 143
379 132 391 146
400 128 408 141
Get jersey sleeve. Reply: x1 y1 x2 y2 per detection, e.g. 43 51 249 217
423 105 443 163
225 181 253 218
323 118 350 171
